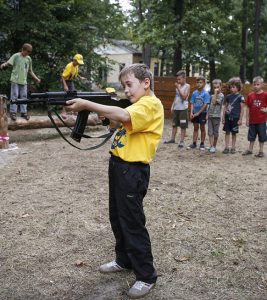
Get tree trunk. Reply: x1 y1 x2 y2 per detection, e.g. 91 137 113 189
160 49 166 76
186 63 190 77
142 44 151 68
172 0 184 75
240 0 249 83
209 58 216 88
172 45 182 75
135 0 151 67
253 0 261 77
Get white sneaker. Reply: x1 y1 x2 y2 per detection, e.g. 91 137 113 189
99 260 128 273
178 141 184 148
209 146 216 153
199 144 205 151
127 281 156 299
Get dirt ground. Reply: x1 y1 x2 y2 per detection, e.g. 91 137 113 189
0 119 266 300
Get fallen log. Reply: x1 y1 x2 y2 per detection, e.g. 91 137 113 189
8 114 99 131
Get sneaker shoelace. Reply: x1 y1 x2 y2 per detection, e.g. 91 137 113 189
133 281 150 290
107 261 122 270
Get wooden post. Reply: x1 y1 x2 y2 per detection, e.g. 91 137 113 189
0 95 9 149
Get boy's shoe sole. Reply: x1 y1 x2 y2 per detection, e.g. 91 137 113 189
242 150 253 156
209 147 216 153
255 152 264 158
21 113 30 120
222 148 230 154
230 148 236 154
99 261 129 273
10 113 17 121
127 281 156 299
164 140 175 144
187 144 197 149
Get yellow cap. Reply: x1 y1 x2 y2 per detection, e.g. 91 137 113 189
73 54 84 65
106 87 116 94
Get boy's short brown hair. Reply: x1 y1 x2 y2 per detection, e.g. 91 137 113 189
253 76 264 84
119 63 153 90
196 75 206 82
176 70 186 77
212 79 222 86
22 43 32 52
228 77 242 91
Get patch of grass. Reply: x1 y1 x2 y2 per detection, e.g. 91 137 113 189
232 237 247 248
211 248 225 258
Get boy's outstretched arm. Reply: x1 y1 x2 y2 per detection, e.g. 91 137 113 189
0 62 10 69
29 70 41 83
66 98 131 123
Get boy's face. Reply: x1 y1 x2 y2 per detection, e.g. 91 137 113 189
21 48 32 57
196 80 205 90
230 85 239 94
253 81 263 93
121 73 150 103
176 76 185 85
213 83 222 92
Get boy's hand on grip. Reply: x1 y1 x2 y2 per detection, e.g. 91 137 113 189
66 98 87 112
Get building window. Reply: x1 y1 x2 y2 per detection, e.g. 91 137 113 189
154 62 159 76
119 63 125 71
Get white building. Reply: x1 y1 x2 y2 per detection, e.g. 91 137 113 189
95 40 161 88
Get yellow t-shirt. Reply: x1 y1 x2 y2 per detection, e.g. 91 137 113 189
110 95 164 164
62 62 78 80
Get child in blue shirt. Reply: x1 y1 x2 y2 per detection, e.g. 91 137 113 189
187 76 210 150
222 77 245 154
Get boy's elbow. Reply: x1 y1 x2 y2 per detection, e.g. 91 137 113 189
121 110 131 123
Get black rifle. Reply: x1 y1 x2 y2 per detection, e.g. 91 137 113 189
11 91 131 150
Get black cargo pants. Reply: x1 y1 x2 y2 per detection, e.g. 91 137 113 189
108 155 157 284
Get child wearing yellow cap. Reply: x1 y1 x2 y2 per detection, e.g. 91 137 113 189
61 54 86 119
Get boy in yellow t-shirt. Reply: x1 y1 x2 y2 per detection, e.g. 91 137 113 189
66 63 164 299
61 54 86 119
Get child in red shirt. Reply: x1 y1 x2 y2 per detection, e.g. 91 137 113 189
242 76 267 157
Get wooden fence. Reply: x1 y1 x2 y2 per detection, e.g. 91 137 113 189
154 76 267 118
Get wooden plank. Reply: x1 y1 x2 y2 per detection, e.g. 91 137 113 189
155 76 267 118
8 114 99 131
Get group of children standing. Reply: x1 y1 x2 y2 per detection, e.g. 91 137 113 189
164 72 267 157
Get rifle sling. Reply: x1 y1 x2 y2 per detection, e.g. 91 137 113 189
47 108 114 150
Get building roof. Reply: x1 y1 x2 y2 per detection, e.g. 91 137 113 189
95 39 141 55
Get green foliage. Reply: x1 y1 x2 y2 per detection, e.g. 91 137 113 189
0 0 126 93
127 0 267 81
216 55 240 82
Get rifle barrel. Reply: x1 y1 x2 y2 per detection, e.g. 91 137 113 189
12 94 130 108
